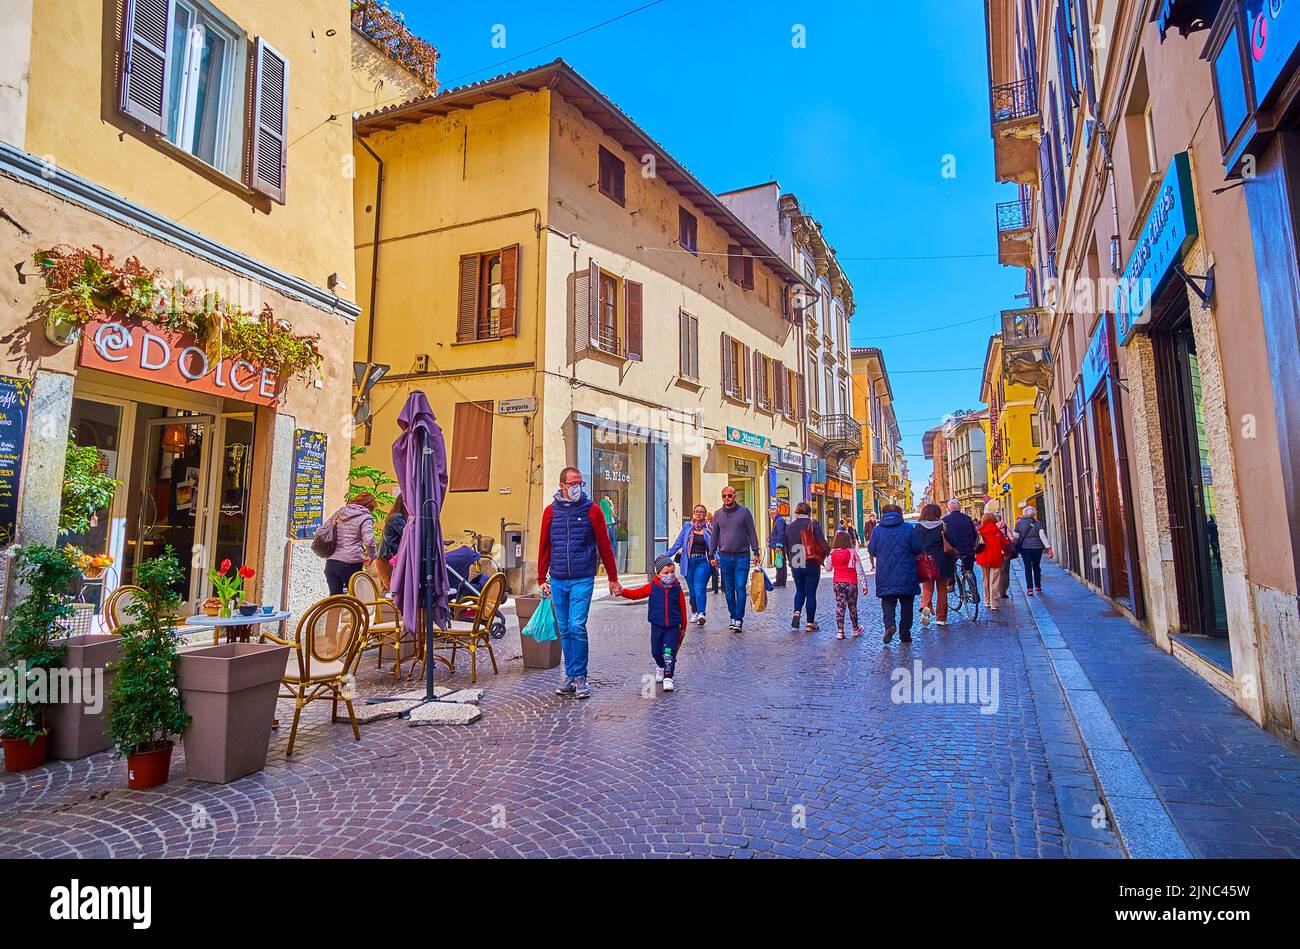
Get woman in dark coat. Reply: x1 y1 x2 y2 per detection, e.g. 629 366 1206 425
374 492 408 590
867 503 923 644
914 502 956 627
784 502 829 632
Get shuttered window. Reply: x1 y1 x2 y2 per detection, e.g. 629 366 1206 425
727 245 755 289
624 280 643 361
679 309 699 380
456 244 521 342
449 402 494 492
678 208 698 254
119 0 174 133
720 333 748 402
250 37 288 201
598 146 625 205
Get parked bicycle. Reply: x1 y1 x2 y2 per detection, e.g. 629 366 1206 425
443 529 505 639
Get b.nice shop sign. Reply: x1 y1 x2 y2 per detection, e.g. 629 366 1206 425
1114 151 1199 345
79 320 282 406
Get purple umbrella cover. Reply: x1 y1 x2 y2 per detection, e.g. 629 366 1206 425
390 391 451 632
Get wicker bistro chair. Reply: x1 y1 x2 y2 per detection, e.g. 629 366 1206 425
260 595 369 756
426 572 505 685
347 569 417 678
102 584 145 633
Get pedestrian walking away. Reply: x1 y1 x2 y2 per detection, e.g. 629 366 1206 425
784 501 828 632
942 498 980 600
993 512 1015 598
619 554 688 692
862 513 878 570
915 502 956 627
1013 506 1053 595
538 467 622 699
318 492 378 595
868 503 922 643
828 530 869 639
666 504 712 625
769 504 789 587
708 486 761 631
976 513 1010 611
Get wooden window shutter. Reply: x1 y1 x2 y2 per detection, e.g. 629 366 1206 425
457 254 480 342
773 359 785 414
498 244 520 337
689 314 699 380
449 401 494 492
576 259 600 350
679 310 689 376
721 333 734 397
119 0 174 133
728 245 743 284
625 280 643 361
742 344 753 403
797 373 807 421
743 256 755 290
250 37 290 203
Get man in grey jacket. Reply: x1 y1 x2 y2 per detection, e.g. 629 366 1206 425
709 486 760 631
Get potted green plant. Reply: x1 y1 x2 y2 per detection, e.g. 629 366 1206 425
107 550 191 789
1 545 78 772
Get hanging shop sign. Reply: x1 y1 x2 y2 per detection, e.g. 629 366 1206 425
79 320 282 406
1081 314 1113 399
729 456 759 479
288 430 328 539
0 375 33 546
1114 152 1199 345
1247 0 1300 106
768 446 803 468
726 427 770 451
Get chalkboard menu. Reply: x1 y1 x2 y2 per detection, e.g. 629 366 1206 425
0 375 32 546
289 429 327 539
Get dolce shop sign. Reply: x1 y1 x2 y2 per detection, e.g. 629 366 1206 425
79 320 282 405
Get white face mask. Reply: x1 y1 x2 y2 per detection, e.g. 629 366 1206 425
564 484 583 502
660 574 677 585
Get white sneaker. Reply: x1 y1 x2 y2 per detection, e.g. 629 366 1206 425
662 677 675 692
655 667 665 683
696 613 706 626
936 620 948 627
921 607 932 627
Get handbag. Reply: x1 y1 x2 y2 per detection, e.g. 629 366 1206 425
941 525 958 558
917 552 940 583
311 516 338 559
800 523 826 562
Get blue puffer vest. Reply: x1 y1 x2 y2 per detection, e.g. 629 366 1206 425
549 493 599 580
647 578 685 628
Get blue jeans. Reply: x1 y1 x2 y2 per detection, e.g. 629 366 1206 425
717 553 750 621
550 575 595 679
1021 547 1044 589
685 555 711 614
791 565 821 623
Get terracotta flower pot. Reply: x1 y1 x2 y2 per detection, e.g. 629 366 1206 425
126 742 174 790
177 642 289 784
47 633 122 760
2 733 48 772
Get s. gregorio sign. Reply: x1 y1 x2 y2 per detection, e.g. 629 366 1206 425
79 320 282 406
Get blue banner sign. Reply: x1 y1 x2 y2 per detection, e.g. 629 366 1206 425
1115 152 1199 345
1247 0 1300 106
1081 314 1112 399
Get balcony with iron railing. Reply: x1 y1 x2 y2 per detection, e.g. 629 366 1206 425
996 195 1035 269
1000 307 1052 390
820 414 863 459
990 79 1040 185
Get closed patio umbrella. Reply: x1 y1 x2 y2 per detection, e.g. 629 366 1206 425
390 390 451 705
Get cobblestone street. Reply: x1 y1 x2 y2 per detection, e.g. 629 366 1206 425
7 561 1299 860
3 566 1106 859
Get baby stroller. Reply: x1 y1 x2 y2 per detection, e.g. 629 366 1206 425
444 543 507 640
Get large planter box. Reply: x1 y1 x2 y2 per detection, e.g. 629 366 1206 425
515 594 561 670
47 634 122 760
177 642 289 784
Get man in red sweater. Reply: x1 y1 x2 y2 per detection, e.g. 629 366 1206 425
537 467 620 699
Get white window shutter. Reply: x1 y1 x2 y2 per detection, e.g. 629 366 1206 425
119 0 175 133
250 37 290 203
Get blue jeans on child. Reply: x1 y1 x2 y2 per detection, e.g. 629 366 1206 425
651 623 682 676
685 555 711 614
717 553 750 622
549 575 595 679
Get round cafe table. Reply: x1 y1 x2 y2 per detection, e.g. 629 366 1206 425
185 610 292 645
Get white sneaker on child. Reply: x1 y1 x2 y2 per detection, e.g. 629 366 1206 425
662 677 675 692
655 668 665 683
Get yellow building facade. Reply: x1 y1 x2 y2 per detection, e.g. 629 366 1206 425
352 61 810 586
0 0 366 618
981 335 1043 518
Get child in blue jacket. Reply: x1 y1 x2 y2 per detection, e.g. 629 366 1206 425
619 554 688 692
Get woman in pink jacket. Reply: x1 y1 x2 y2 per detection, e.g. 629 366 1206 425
319 492 378 595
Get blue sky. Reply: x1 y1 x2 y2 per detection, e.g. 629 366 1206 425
397 0 1024 495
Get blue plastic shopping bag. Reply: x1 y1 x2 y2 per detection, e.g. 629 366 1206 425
522 596 557 642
